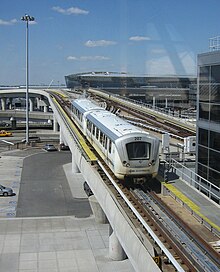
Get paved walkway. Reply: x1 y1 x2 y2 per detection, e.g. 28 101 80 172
0 150 134 272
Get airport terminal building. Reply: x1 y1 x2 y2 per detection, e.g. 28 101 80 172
197 50 220 192
65 72 197 109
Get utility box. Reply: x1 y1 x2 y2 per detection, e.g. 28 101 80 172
184 136 196 153
162 133 170 150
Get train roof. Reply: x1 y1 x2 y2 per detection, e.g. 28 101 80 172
87 110 148 142
72 98 103 113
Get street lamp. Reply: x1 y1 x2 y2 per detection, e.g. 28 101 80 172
21 14 35 144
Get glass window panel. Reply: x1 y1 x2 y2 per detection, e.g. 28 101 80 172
126 142 150 160
199 102 209 120
199 66 210 83
198 163 208 180
198 145 208 165
210 131 220 151
210 84 220 102
199 85 209 102
209 150 220 172
208 169 220 187
198 128 208 147
210 103 220 123
211 65 220 83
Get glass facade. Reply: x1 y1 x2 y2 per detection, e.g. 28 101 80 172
197 52 220 189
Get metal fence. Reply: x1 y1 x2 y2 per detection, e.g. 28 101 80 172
169 158 220 204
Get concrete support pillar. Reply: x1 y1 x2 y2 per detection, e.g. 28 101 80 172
53 115 59 132
72 153 80 173
152 96 156 109
9 98 13 109
109 225 127 261
60 129 64 144
89 195 108 224
1 98 6 111
36 97 40 110
29 98 34 112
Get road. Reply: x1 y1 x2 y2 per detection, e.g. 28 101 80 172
16 150 92 217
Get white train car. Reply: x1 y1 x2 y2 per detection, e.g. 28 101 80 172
71 98 160 183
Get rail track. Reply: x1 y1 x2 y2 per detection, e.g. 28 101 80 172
87 89 196 139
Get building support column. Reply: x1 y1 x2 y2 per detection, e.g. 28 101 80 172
9 98 13 109
152 96 156 109
165 97 168 108
29 98 34 112
109 225 127 261
89 195 107 224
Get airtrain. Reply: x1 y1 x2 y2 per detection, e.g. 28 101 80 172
71 98 160 183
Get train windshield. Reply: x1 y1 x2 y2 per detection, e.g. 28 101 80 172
126 142 151 160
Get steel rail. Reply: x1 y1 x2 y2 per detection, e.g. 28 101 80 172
97 160 186 272
136 189 220 272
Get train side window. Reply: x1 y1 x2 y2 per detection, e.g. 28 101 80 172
109 139 112 153
87 121 92 132
100 131 103 145
105 137 108 149
92 124 95 135
103 135 106 147
96 128 99 140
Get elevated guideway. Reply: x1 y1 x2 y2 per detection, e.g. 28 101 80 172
1 88 219 271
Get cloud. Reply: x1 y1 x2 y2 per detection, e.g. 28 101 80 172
0 18 18 26
129 36 151 41
84 40 117 47
67 55 110 61
145 51 196 75
145 56 176 75
52 6 89 15
67 56 78 61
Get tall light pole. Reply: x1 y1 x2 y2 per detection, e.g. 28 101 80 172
21 14 35 144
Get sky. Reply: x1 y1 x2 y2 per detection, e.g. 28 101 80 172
0 0 220 86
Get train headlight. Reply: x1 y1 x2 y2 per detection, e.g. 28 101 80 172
148 160 155 166
123 161 130 167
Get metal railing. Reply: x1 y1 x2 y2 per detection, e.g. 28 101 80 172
169 158 220 204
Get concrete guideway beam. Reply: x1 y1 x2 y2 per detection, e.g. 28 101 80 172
70 143 160 271
48 93 161 271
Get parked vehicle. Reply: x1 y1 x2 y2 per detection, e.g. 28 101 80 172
0 184 13 196
0 121 10 127
0 130 12 137
44 144 57 151
60 143 70 151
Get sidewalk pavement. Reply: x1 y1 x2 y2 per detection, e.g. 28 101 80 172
0 150 135 272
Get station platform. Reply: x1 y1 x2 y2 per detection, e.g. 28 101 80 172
161 176 220 236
